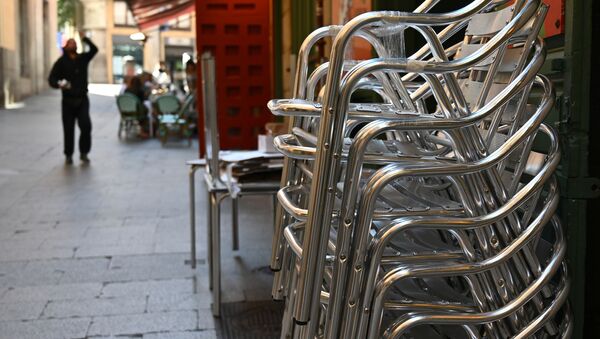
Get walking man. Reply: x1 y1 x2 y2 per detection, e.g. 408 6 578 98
48 32 98 164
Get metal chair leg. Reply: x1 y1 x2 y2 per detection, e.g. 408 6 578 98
232 197 239 251
272 193 277 230
207 189 214 291
211 191 223 317
189 166 198 269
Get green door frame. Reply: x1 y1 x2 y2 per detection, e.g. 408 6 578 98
273 0 316 98
273 0 283 98
561 0 597 337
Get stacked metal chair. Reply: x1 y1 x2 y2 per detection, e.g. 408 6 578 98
268 0 572 338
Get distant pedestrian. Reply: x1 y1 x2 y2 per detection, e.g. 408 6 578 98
48 31 98 165
184 60 197 95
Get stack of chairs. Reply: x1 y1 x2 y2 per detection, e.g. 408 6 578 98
268 0 572 338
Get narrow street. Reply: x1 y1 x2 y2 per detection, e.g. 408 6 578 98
0 86 275 339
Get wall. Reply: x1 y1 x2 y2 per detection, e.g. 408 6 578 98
138 19 196 85
80 0 109 83
104 0 137 83
0 0 58 108
0 0 18 107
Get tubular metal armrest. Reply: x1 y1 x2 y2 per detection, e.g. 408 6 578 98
379 219 567 338
269 99 420 120
344 118 557 337
355 124 559 337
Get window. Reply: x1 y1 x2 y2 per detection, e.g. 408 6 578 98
113 0 136 27
112 35 144 84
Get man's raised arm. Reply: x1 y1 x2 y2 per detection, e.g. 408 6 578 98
80 34 98 62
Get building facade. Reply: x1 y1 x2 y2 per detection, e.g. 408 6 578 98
0 0 59 108
79 0 196 84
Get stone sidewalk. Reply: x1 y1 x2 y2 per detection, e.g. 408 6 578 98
0 86 275 339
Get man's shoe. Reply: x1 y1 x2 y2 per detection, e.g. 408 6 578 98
80 154 90 163
65 156 73 165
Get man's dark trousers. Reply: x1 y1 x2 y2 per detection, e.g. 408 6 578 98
62 96 91 157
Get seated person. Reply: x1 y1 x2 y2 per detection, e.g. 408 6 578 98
139 71 155 98
119 75 133 95
124 76 150 137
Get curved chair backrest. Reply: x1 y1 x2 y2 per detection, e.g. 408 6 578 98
156 95 180 115
200 52 220 179
116 93 142 115
178 93 196 119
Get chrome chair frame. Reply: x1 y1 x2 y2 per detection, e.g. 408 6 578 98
268 1 570 337
188 53 281 317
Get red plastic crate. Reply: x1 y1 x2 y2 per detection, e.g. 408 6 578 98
195 0 274 154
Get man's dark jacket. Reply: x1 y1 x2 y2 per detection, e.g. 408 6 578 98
48 37 98 98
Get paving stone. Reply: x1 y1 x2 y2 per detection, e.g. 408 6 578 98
0 261 37 275
143 330 218 339
88 336 140 339
0 258 105 288
146 292 211 312
10 226 88 241
196 308 216 330
47 254 192 284
0 238 46 251
87 311 198 336
75 243 155 258
0 300 46 321
40 235 118 249
121 220 160 231
43 296 147 318
109 253 190 272
0 282 103 302
60 265 195 285
24 257 111 277
0 317 91 339
0 271 60 289
77 218 124 229
153 240 195 254
85 226 156 245
0 248 74 262
102 279 195 297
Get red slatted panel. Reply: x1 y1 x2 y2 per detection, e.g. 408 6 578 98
195 0 273 153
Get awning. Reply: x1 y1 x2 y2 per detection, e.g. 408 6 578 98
126 0 194 31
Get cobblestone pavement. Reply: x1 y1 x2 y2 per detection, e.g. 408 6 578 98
0 85 275 339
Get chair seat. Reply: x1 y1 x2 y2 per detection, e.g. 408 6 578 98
203 171 280 193
186 159 207 166
159 114 186 124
